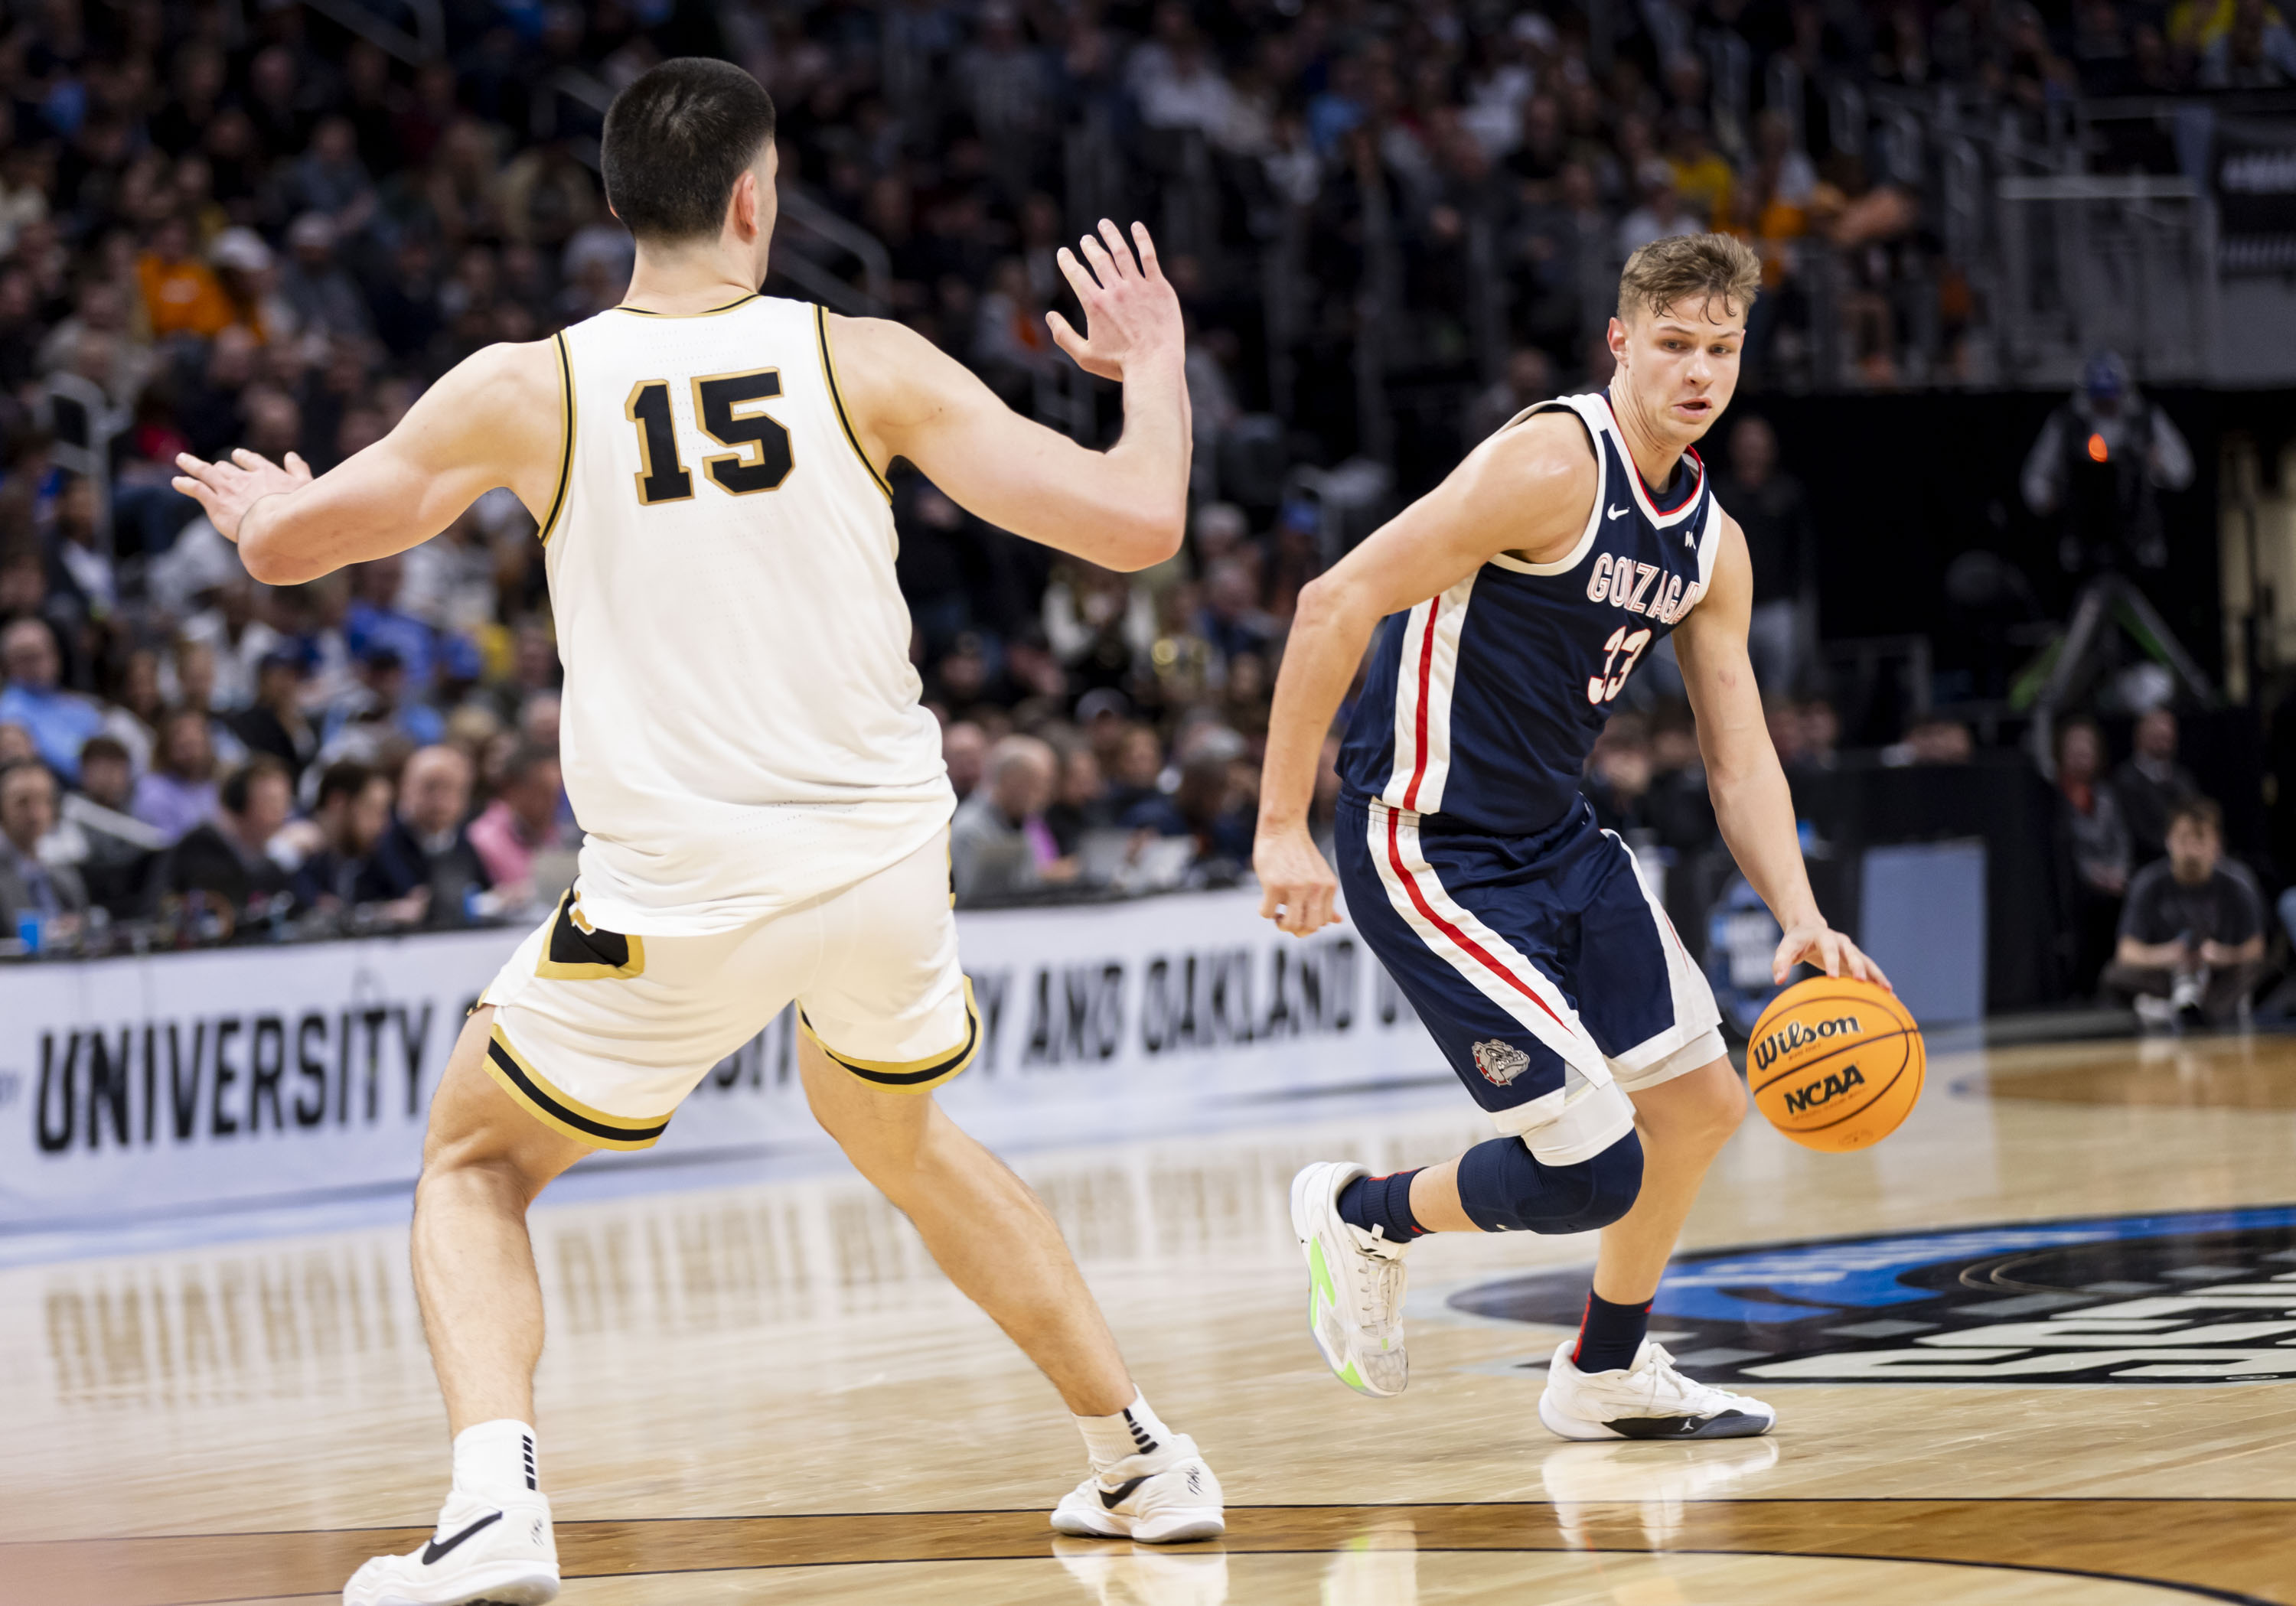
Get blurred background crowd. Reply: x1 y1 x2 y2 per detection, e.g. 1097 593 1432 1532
0 0 2288 1025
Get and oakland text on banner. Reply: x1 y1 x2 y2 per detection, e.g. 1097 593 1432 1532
0 891 1437 1227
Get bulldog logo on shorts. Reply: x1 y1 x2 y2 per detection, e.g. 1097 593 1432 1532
1472 1039 1531 1086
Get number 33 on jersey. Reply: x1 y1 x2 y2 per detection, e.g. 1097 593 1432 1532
1337 389 1724 838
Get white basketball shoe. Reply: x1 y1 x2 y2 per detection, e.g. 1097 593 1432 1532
343 1488 559 1606
1290 1161 1410 1398
1538 1338 1777 1441
1050 1436 1226 1543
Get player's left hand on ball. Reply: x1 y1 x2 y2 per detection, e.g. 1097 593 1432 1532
1773 922 1892 990
172 448 313 542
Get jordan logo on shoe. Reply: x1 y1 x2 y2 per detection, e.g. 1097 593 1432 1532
1097 1475 1150 1510
421 1511 503 1565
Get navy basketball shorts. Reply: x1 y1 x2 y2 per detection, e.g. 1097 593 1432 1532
1337 794 1725 1161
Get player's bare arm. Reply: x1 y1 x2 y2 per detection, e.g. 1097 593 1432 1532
832 219 1190 575
1671 513 1890 989
1254 412 1596 937
171 339 566 585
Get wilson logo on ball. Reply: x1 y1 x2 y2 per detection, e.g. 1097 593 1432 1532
1782 1064 1866 1114
1752 1014 1862 1072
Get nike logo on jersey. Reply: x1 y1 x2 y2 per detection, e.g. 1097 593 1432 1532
1099 1475 1150 1509
1607 503 1629 520
422 1512 503 1565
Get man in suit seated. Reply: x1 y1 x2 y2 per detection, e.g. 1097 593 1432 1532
0 757 89 950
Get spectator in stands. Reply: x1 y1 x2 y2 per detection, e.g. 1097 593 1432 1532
1884 717 1975 766
941 720 988 802
157 755 293 933
56 734 165 913
467 743 566 911
2105 796 2265 1028
2114 707 2199 865
0 757 86 943
357 744 492 928
1463 347 1556 448
1585 713 1655 835
229 650 319 784
1123 748 1253 875
0 617 102 783
1714 415 1818 695
282 761 396 916
952 735 1075 904
1044 741 1115 858
132 707 220 845
2056 718 2134 989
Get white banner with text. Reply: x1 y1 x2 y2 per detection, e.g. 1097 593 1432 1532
0 891 1440 1227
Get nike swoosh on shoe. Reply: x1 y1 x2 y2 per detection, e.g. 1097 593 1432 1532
1097 1475 1150 1510
421 1510 504 1565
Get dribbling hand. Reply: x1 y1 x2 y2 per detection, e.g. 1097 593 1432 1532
173 448 313 542
1773 920 1892 990
1255 823 1342 937
1047 220 1182 383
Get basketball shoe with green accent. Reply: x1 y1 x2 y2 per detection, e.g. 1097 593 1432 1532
1289 1160 1410 1397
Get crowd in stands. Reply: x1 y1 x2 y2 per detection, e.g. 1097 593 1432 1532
0 0 2274 1012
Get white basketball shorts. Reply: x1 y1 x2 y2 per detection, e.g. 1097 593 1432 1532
475 828 976 1149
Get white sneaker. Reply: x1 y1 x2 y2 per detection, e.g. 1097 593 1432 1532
1289 1161 1409 1398
1538 1338 1777 1441
1051 1437 1225 1543
343 1489 559 1606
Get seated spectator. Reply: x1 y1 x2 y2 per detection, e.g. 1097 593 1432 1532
156 755 294 933
1044 741 1115 857
1645 703 1719 852
2114 707 2198 865
229 650 319 783
1104 722 1168 816
54 734 167 912
467 743 566 909
0 757 88 946
2054 718 2132 987
2104 797 2265 1028
280 760 396 915
941 720 988 802
1584 713 1655 834
951 735 1076 904
356 744 493 927
0 617 103 783
1122 749 1254 871
132 708 221 844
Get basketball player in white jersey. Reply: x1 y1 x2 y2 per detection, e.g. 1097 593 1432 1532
171 58 1221 1606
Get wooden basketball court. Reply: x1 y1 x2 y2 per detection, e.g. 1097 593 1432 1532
9 1030 2296 1605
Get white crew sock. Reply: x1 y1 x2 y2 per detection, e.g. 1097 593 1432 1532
452 1419 539 1501
1075 1392 1176 1473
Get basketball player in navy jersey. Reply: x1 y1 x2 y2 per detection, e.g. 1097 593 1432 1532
1254 233 1889 1439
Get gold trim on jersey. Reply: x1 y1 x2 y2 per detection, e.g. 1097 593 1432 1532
815 303 893 502
801 976 980 1093
538 331 575 543
483 1025 671 1150
611 292 762 319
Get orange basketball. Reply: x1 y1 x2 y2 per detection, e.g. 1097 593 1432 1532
1746 976 1924 1152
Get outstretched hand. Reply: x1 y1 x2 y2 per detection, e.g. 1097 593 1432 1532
173 448 312 542
1773 920 1892 990
1047 219 1182 383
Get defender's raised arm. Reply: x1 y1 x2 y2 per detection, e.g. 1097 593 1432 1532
830 219 1190 575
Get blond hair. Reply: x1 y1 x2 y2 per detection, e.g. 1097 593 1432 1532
1617 233 1762 324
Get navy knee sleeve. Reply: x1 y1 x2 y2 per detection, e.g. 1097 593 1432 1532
1453 1129 1643 1234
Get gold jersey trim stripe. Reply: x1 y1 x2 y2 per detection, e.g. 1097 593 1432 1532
538 331 575 544
815 303 892 503
610 292 762 319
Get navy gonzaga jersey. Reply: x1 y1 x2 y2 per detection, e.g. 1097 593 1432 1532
1339 390 1724 837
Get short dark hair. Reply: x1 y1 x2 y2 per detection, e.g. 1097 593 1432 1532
602 58 777 245
79 734 129 769
0 757 52 795
2169 796 2223 839
220 754 292 816
315 759 375 811
499 742 559 787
